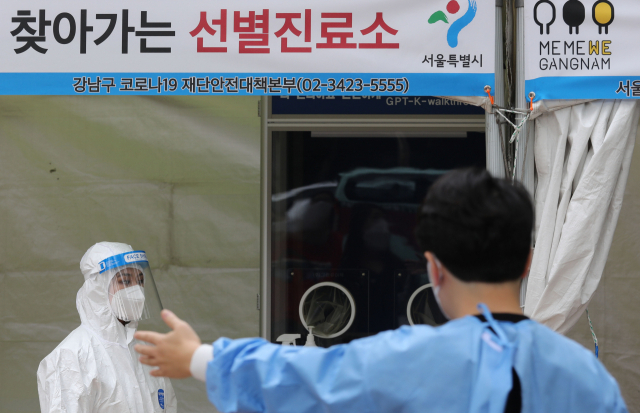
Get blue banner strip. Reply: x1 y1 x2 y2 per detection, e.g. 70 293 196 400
526 76 640 101
0 73 493 96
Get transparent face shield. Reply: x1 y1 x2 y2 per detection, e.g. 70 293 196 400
99 251 163 323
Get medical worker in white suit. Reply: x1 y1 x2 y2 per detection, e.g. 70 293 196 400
37 242 177 413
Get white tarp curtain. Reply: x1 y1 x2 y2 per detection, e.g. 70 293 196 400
524 99 640 334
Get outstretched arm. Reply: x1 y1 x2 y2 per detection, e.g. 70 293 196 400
135 310 377 413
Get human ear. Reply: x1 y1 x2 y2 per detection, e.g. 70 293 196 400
521 248 533 279
424 252 441 287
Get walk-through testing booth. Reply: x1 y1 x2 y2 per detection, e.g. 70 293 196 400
260 96 486 345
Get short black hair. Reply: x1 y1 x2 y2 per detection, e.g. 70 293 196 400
415 168 533 283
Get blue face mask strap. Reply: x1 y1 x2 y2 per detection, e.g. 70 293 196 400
477 303 510 344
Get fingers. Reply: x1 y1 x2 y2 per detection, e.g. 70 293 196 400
134 344 157 357
161 309 182 330
134 331 164 344
138 355 157 366
150 368 166 377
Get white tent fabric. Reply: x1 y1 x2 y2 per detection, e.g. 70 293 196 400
524 100 640 334
530 99 596 120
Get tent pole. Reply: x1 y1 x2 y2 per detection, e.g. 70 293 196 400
515 0 535 195
515 0 534 310
486 0 506 178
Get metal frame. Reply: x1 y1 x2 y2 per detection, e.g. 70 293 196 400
516 0 535 308
267 117 486 131
259 96 271 338
516 0 535 195
485 0 507 178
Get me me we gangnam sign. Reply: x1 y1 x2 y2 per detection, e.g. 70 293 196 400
525 0 640 100
0 0 495 96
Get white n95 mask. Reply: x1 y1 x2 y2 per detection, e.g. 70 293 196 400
110 285 146 322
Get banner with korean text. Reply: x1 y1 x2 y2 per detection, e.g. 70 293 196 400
525 0 640 100
1 0 495 96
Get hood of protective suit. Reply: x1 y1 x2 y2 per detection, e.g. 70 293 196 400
77 242 136 345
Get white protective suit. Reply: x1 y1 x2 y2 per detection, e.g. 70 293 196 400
37 242 177 413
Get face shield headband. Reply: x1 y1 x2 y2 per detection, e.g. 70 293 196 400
99 251 148 275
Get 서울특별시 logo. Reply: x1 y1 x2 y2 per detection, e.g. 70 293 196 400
428 0 478 48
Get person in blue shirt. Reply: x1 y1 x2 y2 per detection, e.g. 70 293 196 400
134 168 627 413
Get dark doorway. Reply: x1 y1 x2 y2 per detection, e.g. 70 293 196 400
270 131 485 346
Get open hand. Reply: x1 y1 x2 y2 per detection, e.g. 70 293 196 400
134 309 202 378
